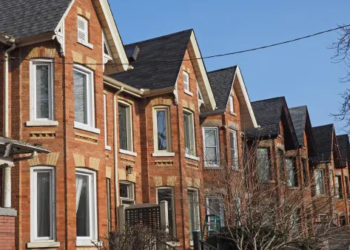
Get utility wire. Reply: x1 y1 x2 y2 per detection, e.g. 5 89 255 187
11 24 350 67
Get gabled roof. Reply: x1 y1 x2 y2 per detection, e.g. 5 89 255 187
109 29 216 110
207 66 257 129
312 124 334 162
0 0 71 40
336 134 350 166
247 97 298 150
289 106 317 154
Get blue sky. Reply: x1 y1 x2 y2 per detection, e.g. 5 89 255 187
111 1 350 133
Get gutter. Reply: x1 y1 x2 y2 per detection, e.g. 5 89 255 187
2 36 16 137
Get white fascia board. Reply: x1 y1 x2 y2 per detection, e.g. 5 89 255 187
234 66 258 128
54 0 75 32
99 0 129 71
189 31 216 110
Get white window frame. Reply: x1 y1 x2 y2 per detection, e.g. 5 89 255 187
153 106 172 153
73 64 99 134
183 71 192 95
30 166 56 243
183 110 197 158
206 195 224 230
187 188 200 245
156 187 176 236
119 181 135 205
315 169 325 195
76 169 98 246
118 101 134 154
230 129 238 169
104 94 111 150
335 175 343 199
203 127 220 167
29 59 55 123
77 16 93 49
229 92 234 114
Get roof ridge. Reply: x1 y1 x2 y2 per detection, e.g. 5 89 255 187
251 96 285 104
125 29 193 47
289 105 307 110
313 124 334 129
208 65 238 73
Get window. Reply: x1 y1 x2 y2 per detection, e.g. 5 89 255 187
286 158 298 187
30 167 55 242
119 102 133 152
106 179 111 234
335 176 343 199
230 130 238 169
157 188 176 236
197 83 204 108
104 94 111 150
74 65 97 132
229 93 234 114
203 127 220 167
119 182 135 205
183 110 196 156
188 189 200 243
77 16 89 45
30 60 54 121
278 149 285 182
183 71 190 92
153 107 171 152
315 170 325 195
235 197 241 226
329 171 334 196
206 196 224 231
76 169 97 244
257 148 271 182
302 159 308 185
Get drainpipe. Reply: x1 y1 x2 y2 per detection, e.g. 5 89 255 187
114 87 124 213
3 40 16 138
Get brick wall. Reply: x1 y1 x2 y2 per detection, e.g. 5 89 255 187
0 215 16 250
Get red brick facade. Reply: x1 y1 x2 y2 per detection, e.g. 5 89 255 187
0 215 16 250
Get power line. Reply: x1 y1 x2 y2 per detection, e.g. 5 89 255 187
13 23 350 67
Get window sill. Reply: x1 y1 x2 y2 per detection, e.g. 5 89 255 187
287 186 299 190
119 149 137 157
78 41 94 49
74 122 100 134
184 90 193 96
27 241 60 248
105 145 112 151
152 152 175 157
26 120 59 127
76 240 102 247
185 154 200 161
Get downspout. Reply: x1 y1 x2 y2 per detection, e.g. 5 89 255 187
3 41 16 138
114 87 124 220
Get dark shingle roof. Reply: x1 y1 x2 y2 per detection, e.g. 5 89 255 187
207 66 237 110
0 0 72 39
336 135 350 165
289 106 307 146
312 124 334 162
109 30 193 90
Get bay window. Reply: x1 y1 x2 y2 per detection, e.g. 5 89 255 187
30 167 55 242
76 169 97 245
153 107 172 153
203 127 220 167
183 110 196 157
230 130 238 169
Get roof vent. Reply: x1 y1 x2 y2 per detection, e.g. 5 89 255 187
126 45 140 62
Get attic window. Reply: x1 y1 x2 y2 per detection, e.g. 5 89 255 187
77 16 93 49
183 71 190 92
229 92 234 114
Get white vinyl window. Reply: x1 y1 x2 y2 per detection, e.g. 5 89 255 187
157 188 176 237
104 94 111 150
119 101 134 153
188 189 200 243
229 92 234 114
230 130 238 169
183 110 196 157
257 148 271 182
286 158 298 187
30 60 54 121
76 169 97 245
119 182 135 205
335 175 343 199
74 65 98 133
153 107 171 152
30 167 55 242
203 127 220 167
206 196 224 230
77 16 89 44
183 71 190 92
315 170 325 195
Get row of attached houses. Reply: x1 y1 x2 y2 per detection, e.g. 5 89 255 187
0 0 350 250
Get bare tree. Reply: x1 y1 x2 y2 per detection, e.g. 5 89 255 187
202 139 350 250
